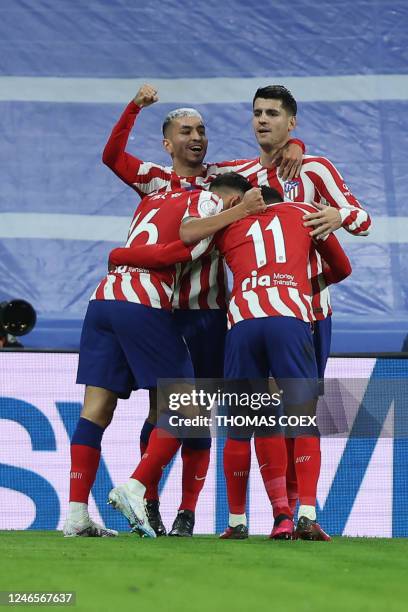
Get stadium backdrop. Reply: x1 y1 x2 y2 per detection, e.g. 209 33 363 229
0 0 408 351
1 1 407 537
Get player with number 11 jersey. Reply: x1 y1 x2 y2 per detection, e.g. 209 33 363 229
187 193 352 329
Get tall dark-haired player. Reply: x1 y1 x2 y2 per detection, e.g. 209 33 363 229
236 85 371 525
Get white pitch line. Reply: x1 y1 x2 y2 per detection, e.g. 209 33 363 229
0 213 407 244
0 75 407 104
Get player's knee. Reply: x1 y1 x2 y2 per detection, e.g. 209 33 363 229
81 385 118 428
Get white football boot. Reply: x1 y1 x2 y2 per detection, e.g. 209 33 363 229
63 517 118 537
108 484 156 538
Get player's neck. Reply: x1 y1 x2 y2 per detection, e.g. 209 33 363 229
172 161 205 178
259 139 289 168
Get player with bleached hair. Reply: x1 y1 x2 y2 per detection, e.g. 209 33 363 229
101 84 305 536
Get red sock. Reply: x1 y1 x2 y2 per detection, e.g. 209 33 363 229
254 436 291 518
179 446 210 512
132 428 181 487
294 436 321 506
140 439 159 501
285 437 298 515
223 438 251 514
69 444 100 503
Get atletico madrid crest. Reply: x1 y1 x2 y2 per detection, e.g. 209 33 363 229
283 179 300 201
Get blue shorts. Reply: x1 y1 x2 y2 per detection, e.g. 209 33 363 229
312 316 332 378
224 317 318 438
225 317 318 383
312 316 332 394
77 300 194 399
173 309 227 378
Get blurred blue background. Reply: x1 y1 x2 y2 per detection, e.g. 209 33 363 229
1 0 407 351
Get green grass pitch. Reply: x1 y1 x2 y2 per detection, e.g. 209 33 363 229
1 532 407 612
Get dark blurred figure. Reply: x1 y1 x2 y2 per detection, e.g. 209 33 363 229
0 300 36 348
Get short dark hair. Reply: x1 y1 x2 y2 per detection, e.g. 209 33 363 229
253 85 297 116
209 172 252 195
260 186 283 204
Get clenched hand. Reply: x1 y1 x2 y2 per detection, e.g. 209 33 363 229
133 84 159 108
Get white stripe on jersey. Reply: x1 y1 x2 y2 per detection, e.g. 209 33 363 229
303 294 314 320
188 259 202 308
229 296 244 324
288 288 309 322
127 212 141 238
139 273 162 306
172 262 190 309
315 250 323 274
133 162 165 177
256 167 268 187
192 176 211 189
133 176 170 195
243 290 268 318
292 169 315 202
266 287 296 317
207 252 221 309
190 236 212 259
120 275 141 303
103 275 116 299
160 280 173 301
319 287 330 318
302 158 357 209
208 160 259 177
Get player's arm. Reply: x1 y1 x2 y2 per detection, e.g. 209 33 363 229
215 138 305 181
102 84 165 195
108 240 196 270
180 188 266 245
310 233 352 294
302 158 371 238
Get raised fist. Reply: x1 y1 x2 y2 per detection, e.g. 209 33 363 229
133 84 159 108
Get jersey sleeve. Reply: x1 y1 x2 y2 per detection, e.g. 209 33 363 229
312 233 352 292
108 241 193 268
109 237 214 269
288 138 305 154
304 157 371 235
102 101 170 197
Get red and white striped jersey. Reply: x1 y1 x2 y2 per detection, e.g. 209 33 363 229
102 102 302 310
102 100 366 317
187 198 351 327
213 155 371 319
221 155 371 236
91 190 218 309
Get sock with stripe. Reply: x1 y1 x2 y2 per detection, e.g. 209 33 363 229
69 417 104 507
294 436 321 508
223 438 251 515
285 437 298 515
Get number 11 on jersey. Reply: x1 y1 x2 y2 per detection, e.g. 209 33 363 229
246 217 287 267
